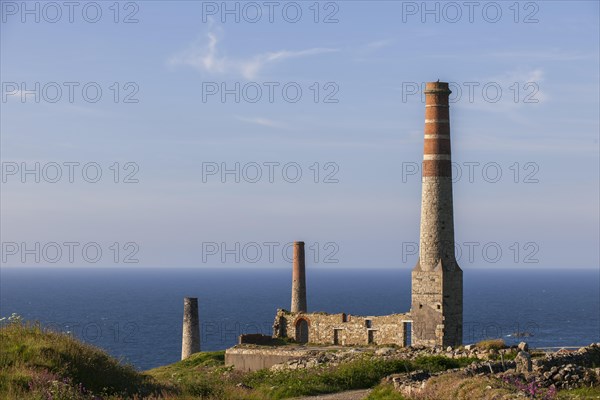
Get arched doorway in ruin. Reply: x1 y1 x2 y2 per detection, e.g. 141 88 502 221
295 318 309 344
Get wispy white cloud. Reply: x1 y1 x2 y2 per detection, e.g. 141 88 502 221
169 28 339 79
235 116 288 129
454 68 547 114
350 38 395 62
167 28 226 74
365 39 393 49
489 67 546 102
200 32 226 73
239 47 339 80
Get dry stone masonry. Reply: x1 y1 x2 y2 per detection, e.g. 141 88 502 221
273 310 412 346
181 297 200 360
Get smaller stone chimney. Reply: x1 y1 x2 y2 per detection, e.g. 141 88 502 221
181 297 200 359
290 241 307 312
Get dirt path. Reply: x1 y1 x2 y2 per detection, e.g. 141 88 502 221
294 389 372 400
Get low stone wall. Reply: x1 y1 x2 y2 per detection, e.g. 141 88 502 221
238 334 280 346
531 344 600 389
533 345 600 370
225 346 309 372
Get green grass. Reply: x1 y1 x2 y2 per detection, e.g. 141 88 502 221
0 320 167 399
239 354 479 399
148 351 479 399
500 350 519 360
476 338 506 350
153 351 225 371
557 386 600 399
411 355 478 372
146 351 241 400
365 384 408 400
244 356 411 399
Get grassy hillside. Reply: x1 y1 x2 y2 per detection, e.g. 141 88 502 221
0 318 167 399
2 317 599 400
0 318 475 399
146 349 479 399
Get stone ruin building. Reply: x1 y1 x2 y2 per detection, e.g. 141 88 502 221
271 82 463 348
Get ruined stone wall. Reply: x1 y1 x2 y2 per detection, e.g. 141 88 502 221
239 334 280 346
273 310 412 346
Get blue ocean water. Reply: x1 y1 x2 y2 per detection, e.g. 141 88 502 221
1 268 598 371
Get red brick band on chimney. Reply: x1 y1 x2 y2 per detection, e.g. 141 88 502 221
422 83 452 178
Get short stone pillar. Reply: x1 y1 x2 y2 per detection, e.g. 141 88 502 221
181 297 200 360
515 341 532 373
290 241 307 312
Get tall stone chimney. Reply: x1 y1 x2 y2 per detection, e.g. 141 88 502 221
411 81 463 347
181 297 200 359
290 241 307 312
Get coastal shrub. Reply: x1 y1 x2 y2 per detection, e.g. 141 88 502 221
477 338 506 350
495 348 519 361
412 355 477 373
501 375 557 399
557 386 600 399
366 383 409 399
176 351 225 368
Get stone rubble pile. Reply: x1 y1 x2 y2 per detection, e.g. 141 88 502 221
387 342 600 395
270 349 363 371
269 342 600 395
269 343 512 371
529 343 600 389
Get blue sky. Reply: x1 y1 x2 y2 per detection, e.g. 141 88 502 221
1 0 598 269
